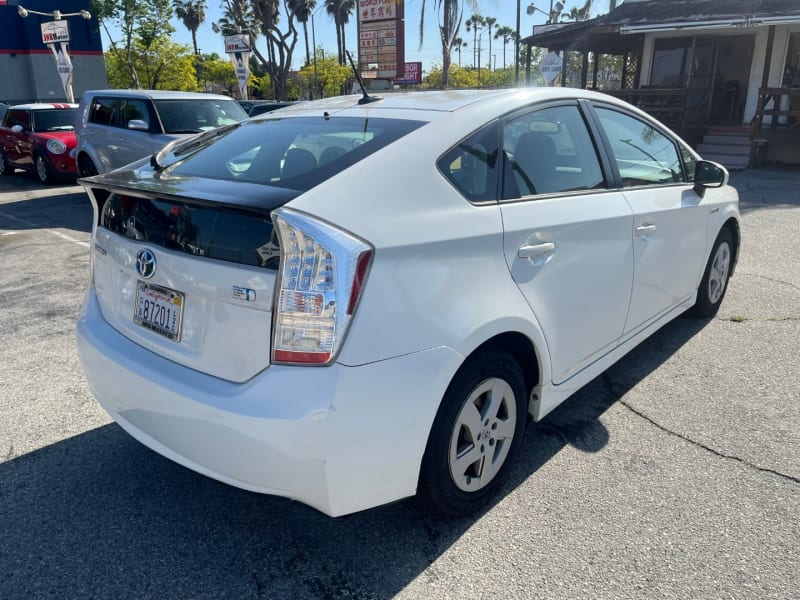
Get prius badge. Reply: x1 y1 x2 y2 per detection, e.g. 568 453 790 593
136 248 157 279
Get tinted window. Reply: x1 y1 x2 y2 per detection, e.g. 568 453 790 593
437 121 499 202
100 193 279 269
167 116 426 191
154 99 247 134
595 107 684 186
89 97 118 126
502 104 605 198
7 110 30 129
119 100 151 129
32 109 77 132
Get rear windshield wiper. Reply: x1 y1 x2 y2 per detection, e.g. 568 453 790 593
151 122 241 171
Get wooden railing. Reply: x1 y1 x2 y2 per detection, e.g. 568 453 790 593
752 87 800 138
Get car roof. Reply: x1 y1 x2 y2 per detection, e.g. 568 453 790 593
81 89 236 101
8 103 78 110
269 88 631 118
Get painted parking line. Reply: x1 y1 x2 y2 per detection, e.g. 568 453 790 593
0 210 90 248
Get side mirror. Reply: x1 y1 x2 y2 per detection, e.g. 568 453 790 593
11 124 24 133
127 119 149 131
693 160 727 198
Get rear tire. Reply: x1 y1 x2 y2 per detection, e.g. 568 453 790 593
690 227 734 318
0 150 13 176
417 350 527 517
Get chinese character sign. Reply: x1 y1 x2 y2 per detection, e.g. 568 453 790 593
357 0 404 79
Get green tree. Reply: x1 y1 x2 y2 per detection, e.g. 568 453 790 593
453 36 467 67
464 14 484 69
93 0 176 88
419 0 479 87
106 37 197 89
295 54 351 98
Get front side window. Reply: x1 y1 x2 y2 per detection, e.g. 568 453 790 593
7 110 31 130
119 100 151 130
595 107 684 186
154 99 247 134
502 104 605 198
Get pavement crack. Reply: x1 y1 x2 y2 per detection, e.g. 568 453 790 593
737 272 800 292
602 373 800 485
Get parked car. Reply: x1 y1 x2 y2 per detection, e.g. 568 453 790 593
0 102 78 183
244 101 299 117
0 102 9 122
74 90 248 176
76 88 740 517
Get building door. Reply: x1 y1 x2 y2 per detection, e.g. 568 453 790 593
708 35 755 123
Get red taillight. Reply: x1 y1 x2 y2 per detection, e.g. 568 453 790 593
271 209 372 365
347 250 373 315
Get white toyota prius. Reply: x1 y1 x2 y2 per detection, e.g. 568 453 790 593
77 88 740 517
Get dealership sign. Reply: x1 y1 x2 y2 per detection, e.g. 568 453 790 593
41 20 70 44
40 21 74 102
224 34 251 100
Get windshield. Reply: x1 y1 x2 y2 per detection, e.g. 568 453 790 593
32 109 77 132
167 116 427 191
154 99 247 134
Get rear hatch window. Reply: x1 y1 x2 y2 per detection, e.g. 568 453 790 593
161 116 426 191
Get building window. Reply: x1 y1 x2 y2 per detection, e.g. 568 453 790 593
651 38 691 87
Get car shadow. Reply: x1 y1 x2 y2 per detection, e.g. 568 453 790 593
0 180 91 234
0 316 710 599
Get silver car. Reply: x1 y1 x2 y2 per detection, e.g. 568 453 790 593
74 89 247 176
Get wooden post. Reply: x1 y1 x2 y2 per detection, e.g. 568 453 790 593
592 52 600 90
751 25 775 165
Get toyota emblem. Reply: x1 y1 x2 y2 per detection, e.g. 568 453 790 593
136 248 157 279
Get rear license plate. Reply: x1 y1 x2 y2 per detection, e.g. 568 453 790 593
134 281 184 342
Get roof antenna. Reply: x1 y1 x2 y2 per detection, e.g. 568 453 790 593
346 50 382 105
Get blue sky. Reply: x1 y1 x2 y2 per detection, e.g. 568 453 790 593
106 0 610 72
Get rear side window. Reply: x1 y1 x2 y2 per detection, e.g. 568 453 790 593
595 107 684 186
167 116 426 190
437 121 499 202
89 97 117 126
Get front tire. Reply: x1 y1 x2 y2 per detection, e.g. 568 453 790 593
691 227 734 318
0 150 14 176
418 350 527 517
35 154 53 184
77 154 98 177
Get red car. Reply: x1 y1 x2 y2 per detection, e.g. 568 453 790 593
0 103 78 184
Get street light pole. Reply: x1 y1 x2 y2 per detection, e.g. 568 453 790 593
515 0 521 84
17 5 91 103
311 12 319 99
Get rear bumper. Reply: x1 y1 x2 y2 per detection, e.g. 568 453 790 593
76 289 463 516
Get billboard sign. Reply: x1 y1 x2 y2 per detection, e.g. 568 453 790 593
357 0 404 80
394 61 422 85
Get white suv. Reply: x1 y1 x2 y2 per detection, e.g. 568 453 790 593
74 89 247 176
76 89 740 517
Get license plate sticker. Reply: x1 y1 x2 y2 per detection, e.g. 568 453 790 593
134 281 184 342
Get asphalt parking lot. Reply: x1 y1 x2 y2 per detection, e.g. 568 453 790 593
0 168 798 599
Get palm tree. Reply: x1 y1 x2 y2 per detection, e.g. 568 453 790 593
494 25 515 70
419 0 479 87
173 0 206 57
464 14 484 69
288 0 315 67
326 0 355 65
483 16 496 70
453 36 467 67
